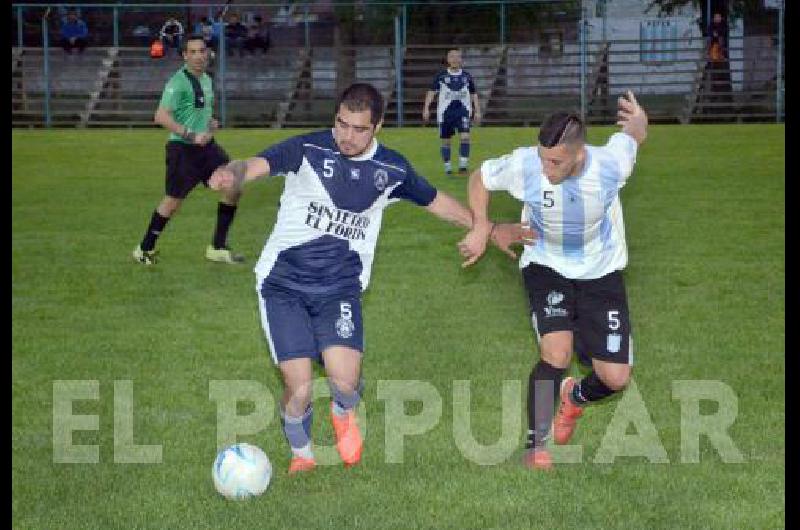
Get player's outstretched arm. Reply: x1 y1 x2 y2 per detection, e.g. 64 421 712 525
616 90 648 145
457 168 493 267
424 191 473 230
208 157 269 191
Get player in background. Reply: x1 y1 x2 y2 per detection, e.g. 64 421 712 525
209 83 532 474
422 49 481 175
458 91 649 470
133 35 244 265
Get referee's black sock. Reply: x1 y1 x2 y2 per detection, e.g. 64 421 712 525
212 202 238 249
526 360 566 449
571 371 616 405
140 210 170 252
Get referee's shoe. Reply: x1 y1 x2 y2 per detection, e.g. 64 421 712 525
205 245 245 264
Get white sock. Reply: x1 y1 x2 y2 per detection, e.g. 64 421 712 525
459 156 468 168
444 161 452 171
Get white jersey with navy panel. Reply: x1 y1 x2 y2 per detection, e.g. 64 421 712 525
480 132 638 280
254 130 437 295
431 69 477 123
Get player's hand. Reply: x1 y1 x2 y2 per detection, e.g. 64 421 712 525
616 90 648 145
457 220 493 268
208 166 235 191
422 109 430 123
209 118 220 131
194 132 213 146
473 112 482 126
490 223 536 259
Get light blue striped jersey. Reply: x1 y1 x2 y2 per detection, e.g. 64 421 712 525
480 132 638 279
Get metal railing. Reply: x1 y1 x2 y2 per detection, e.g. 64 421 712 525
11 1 785 127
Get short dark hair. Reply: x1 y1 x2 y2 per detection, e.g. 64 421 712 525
538 112 586 148
336 83 384 126
182 34 206 52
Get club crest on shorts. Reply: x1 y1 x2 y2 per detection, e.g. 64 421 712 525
547 291 564 306
373 169 388 191
336 316 355 339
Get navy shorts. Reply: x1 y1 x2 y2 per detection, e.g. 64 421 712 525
165 140 229 199
439 112 471 139
522 264 633 366
257 282 364 365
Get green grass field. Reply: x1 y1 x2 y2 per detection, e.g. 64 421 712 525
12 125 784 529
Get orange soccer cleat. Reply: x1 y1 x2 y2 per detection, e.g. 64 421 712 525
330 403 363 467
288 456 316 474
523 447 553 471
553 377 584 445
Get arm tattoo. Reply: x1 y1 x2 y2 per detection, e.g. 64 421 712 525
227 159 248 187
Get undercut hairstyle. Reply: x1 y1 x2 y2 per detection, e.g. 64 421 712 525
336 83 384 126
538 112 586 148
182 34 206 53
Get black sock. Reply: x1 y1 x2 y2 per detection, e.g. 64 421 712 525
572 371 616 405
140 211 170 251
212 202 238 249
526 360 566 449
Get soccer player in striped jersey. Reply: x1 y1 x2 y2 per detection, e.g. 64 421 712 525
458 91 649 470
209 83 531 474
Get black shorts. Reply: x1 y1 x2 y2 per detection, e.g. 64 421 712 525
522 263 633 366
165 140 230 199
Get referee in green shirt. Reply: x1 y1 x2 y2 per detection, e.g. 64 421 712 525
133 34 243 265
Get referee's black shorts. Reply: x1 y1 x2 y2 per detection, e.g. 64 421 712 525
165 139 230 199
522 263 633 366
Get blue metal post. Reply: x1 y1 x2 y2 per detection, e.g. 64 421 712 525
304 4 310 49
777 1 783 122
43 10 51 127
113 6 119 47
500 2 505 46
394 15 403 127
17 6 24 47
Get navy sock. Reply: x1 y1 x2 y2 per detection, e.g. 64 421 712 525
526 360 566 449
213 202 237 249
140 211 169 251
330 379 364 416
459 141 470 160
572 371 616 405
440 145 451 163
281 404 314 458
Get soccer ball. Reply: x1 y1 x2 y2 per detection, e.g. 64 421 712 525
212 443 272 500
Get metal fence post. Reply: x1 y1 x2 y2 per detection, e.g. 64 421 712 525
304 4 310 50
579 1 587 120
43 8 51 128
777 1 783 123
113 6 119 47
394 14 403 127
500 2 506 46
17 5 24 47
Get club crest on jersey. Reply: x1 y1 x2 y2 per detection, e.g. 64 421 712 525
373 169 388 191
350 168 360 180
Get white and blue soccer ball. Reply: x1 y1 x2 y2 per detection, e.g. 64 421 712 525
212 443 272 500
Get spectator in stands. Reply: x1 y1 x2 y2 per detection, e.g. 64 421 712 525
708 12 727 62
160 15 185 57
60 9 88 55
132 24 152 47
225 13 248 57
245 15 271 55
196 17 218 51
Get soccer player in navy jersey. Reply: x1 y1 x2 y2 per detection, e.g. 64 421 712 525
458 91 649 470
210 83 532 474
423 49 481 175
